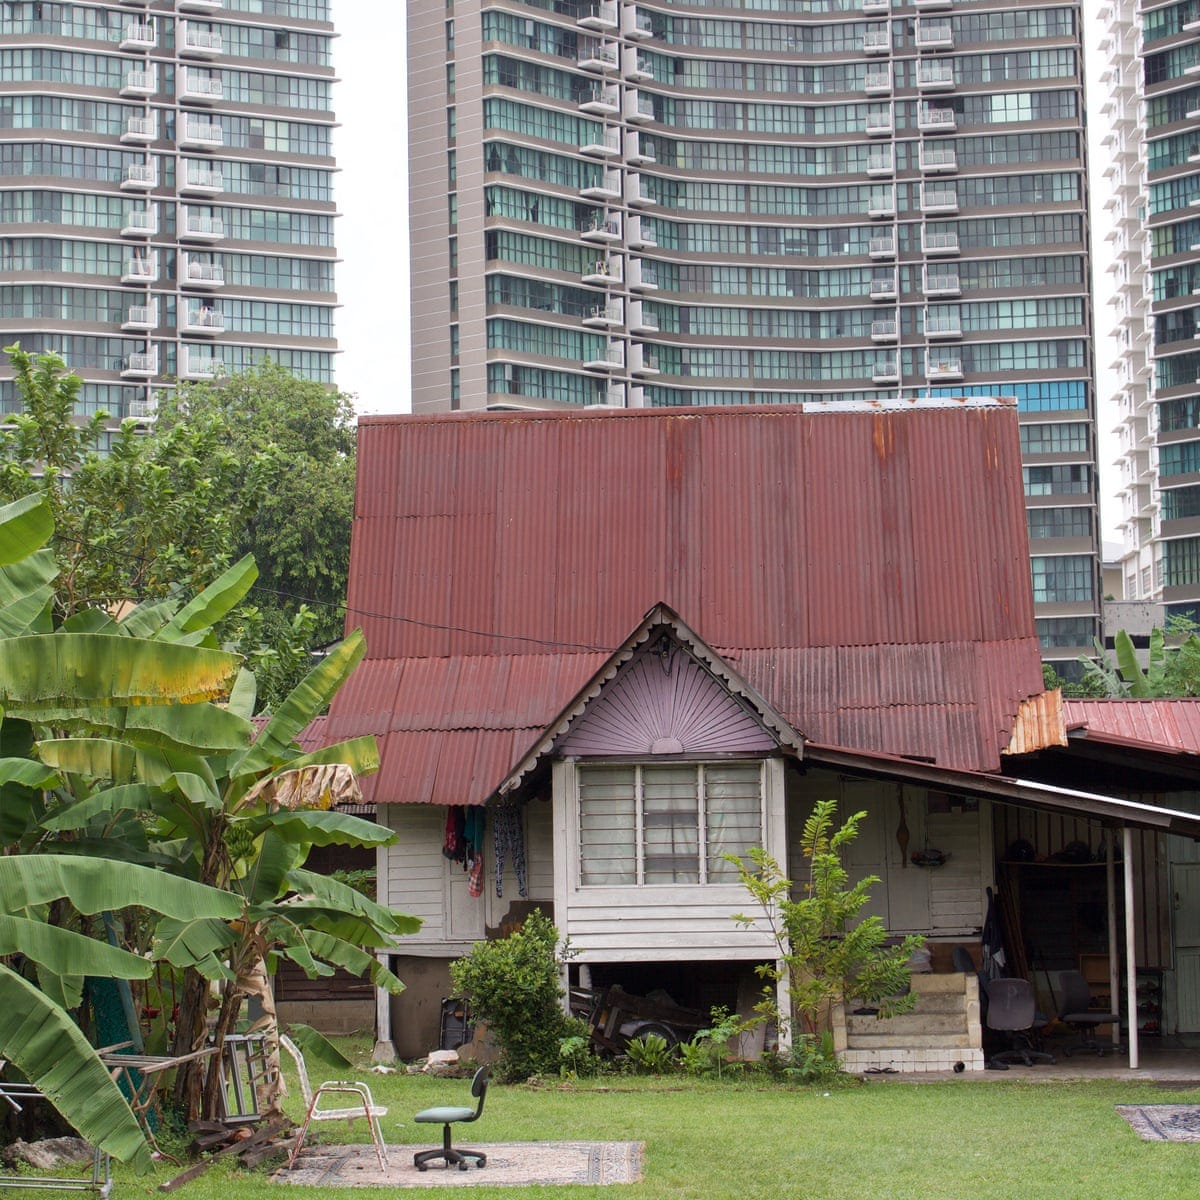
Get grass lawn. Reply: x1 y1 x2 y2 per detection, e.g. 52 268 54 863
97 1064 1199 1200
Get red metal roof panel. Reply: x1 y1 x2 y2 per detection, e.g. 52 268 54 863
1062 699 1200 754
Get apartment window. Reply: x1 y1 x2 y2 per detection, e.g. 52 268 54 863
1023 464 1091 496
1026 507 1092 540
1036 616 1094 649
446 19 454 51
1162 486 1200 521
1019 422 1089 455
1031 555 1094 604
578 762 763 886
1164 538 1200 589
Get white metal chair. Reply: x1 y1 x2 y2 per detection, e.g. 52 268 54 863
279 1034 389 1170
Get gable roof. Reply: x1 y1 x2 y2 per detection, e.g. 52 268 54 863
331 402 1047 803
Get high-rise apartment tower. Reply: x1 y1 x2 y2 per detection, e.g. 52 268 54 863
410 0 1100 668
0 0 337 420
1104 0 1200 621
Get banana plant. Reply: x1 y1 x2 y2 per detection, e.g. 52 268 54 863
0 492 418 1147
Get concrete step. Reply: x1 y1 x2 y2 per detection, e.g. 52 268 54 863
908 994 970 1015
909 973 970 996
847 1012 967 1036
845 1032 975 1050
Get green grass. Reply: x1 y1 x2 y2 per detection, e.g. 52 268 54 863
92 1060 1200 1200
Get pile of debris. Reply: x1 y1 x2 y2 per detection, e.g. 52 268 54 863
157 1117 295 1192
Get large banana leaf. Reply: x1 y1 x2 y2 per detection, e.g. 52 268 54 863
38 784 160 832
233 829 300 904
35 738 136 784
285 867 422 938
133 746 218 792
280 929 407 993
0 635 242 709
117 598 182 640
0 965 152 1171
0 915 152 979
0 756 60 789
0 582 55 638
254 808 396 849
227 667 257 720
0 855 241 921
59 609 117 634
159 555 257 641
0 492 54 563
232 630 366 777
152 917 235 978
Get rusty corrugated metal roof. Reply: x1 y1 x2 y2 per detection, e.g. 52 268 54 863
1062 699 1200 754
333 403 1047 803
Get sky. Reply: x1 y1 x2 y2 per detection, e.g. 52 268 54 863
331 3 412 416
331 4 1124 535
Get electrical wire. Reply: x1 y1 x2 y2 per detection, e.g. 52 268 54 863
50 531 611 654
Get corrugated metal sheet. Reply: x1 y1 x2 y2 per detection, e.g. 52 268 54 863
1062 699 1200 754
1005 690 1068 756
335 404 1046 803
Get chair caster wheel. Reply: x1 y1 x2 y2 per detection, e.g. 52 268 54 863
417 1165 427 1172
458 1163 468 1172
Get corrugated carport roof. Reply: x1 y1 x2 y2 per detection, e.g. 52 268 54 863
805 742 1200 838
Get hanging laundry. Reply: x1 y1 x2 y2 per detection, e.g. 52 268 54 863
442 806 466 864
467 851 484 898
494 803 527 899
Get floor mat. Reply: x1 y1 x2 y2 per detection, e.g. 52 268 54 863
273 1141 644 1188
1117 1104 1200 1141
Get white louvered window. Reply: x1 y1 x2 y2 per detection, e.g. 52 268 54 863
578 762 762 886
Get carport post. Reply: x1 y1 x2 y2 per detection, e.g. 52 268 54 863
1106 830 1119 1049
776 959 792 1053
1123 825 1139 1069
372 953 396 1063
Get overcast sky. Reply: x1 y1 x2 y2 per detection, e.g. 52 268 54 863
331 4 1123 536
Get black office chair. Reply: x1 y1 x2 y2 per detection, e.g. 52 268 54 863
1057 970 1123 1057
413 1066 489 1171
985 978 1056 1067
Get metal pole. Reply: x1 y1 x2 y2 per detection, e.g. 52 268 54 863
1105 831 1118 1047
1124 825 1139 1069
371 953 396 1064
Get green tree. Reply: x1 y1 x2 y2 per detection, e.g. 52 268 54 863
730 801 923 1050
0 343 273 619
1 346 354 710
157 361 357 650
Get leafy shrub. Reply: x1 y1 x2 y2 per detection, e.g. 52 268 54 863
558 1029 602 1078
783 1031 849 1084
449 910 576 1082
679 1006 749 1077
624 1032 675 1074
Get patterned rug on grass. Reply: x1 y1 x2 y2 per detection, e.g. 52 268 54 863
273 1141 644 1188
1117 1105 1200 1142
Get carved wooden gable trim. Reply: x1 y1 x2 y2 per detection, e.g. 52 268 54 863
557 634 777 757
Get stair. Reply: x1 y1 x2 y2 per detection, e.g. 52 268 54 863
838 972 984 1073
